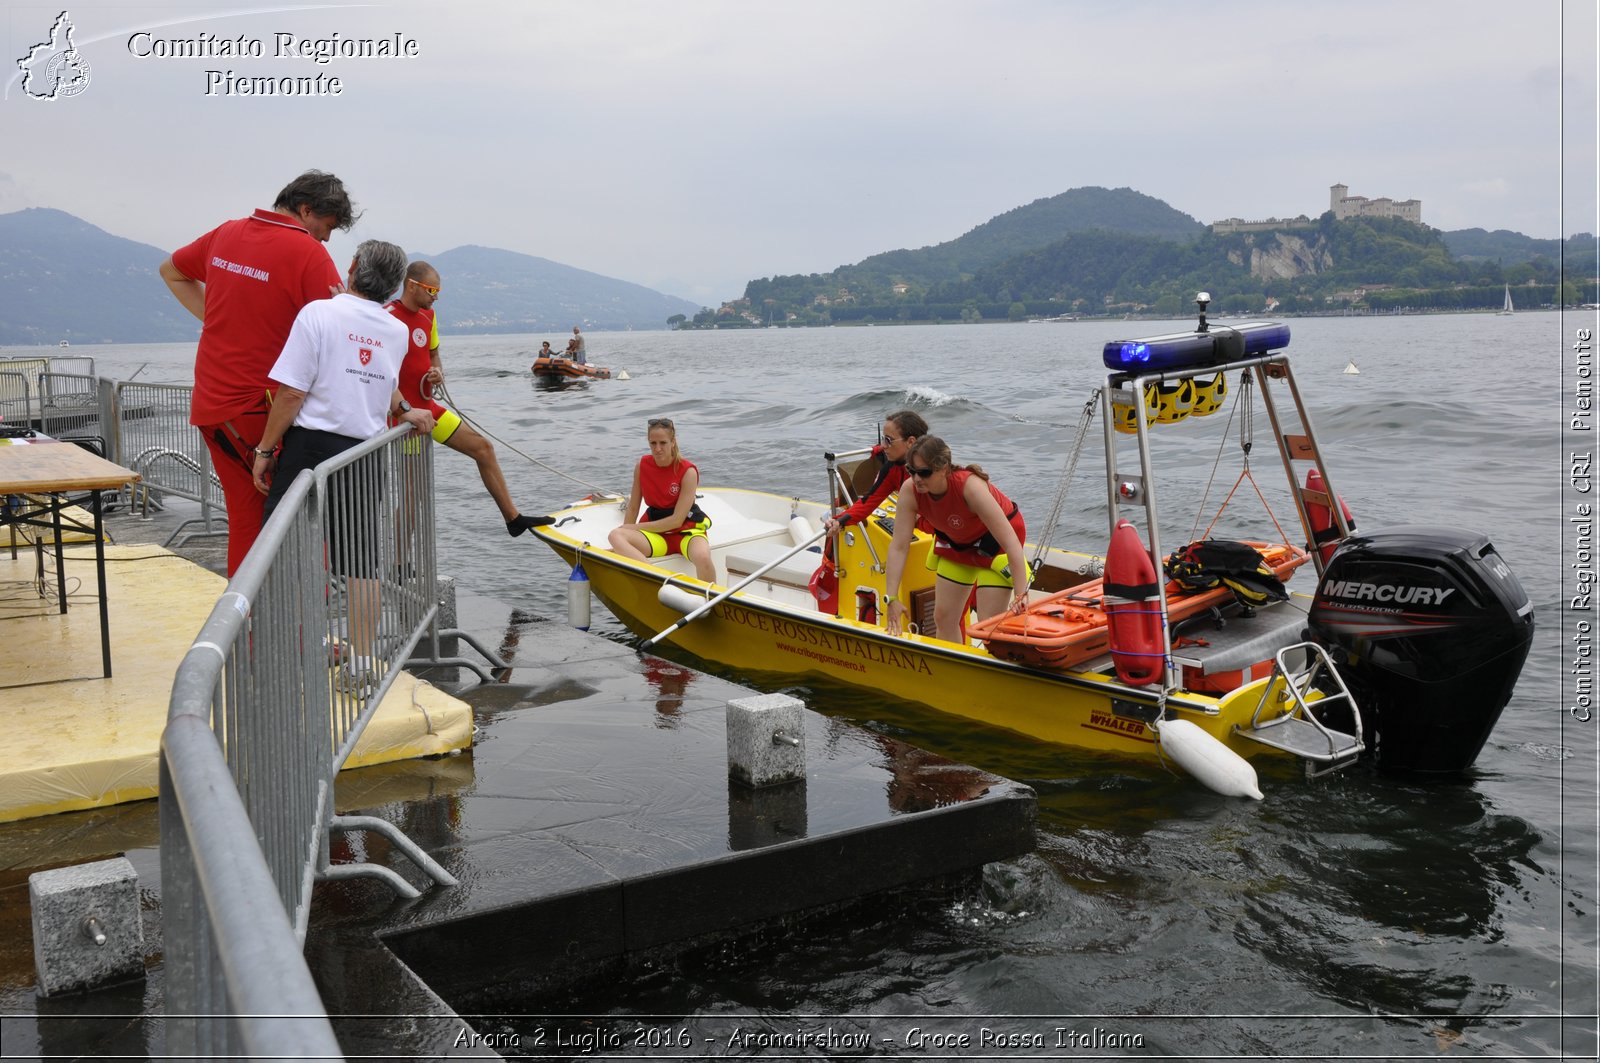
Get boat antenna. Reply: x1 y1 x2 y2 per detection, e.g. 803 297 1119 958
1195 291 1211 333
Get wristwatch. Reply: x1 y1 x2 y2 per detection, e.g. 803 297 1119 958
396 400 412 415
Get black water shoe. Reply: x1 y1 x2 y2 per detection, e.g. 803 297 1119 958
507 514 556 537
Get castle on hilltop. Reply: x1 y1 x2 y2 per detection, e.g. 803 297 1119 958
1329 183 1421 223
1212 184 1422 233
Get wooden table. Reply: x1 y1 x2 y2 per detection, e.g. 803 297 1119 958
0 441 140 679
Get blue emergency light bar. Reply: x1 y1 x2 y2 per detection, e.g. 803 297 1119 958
1103 321 1291 372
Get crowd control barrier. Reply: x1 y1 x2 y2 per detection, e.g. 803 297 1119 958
160 425 489 1058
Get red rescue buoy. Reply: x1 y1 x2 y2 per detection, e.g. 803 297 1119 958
808 554 839 614
1105 519 1165 686
1304 468 1356 566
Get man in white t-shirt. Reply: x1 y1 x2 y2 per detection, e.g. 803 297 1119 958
252 239 435 694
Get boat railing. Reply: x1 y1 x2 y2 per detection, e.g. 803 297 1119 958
1102 347 1348 702
1238 643 1363 775
825 444 887 573
160 425 461 1059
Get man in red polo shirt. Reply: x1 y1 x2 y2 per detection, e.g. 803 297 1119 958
159 170 357 575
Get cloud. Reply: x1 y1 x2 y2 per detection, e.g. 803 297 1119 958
1 0 1588 301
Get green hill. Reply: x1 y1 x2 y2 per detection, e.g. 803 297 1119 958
725 206 1594 325
734 187 1204 324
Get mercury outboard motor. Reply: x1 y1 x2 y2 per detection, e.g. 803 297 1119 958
1306 526 1534 775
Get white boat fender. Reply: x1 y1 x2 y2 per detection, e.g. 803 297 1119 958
1157 718 1264 800
789 513 815 546
658 582 705 615
567 555 591 631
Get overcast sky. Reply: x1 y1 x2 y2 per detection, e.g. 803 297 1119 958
3 0 1595 306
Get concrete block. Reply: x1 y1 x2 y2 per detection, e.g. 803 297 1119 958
726 693 807 787
29 857 144 996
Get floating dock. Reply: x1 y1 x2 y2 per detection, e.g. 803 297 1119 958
0 537 473 823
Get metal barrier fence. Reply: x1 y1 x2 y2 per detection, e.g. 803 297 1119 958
36 372 108 450
0 370 31 428
0 357 96 423
160 426 461 1058
111 381 226 546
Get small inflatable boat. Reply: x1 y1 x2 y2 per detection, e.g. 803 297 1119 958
532 355 611 380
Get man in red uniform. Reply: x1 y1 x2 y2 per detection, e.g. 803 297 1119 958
159 170 356 575
385 261 551 536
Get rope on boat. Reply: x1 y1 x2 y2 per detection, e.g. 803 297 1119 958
1030 388 1101 571
432 379 619 499
1184 371 1295 547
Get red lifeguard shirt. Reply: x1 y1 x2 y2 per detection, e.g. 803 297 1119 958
841 445 908 525
917 468 1025 566
172 208 341 425
385 301 446 417
637 456 700 528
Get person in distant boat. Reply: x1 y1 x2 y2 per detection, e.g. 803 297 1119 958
883 436 1030 642
386 261 553 537
608 417 715 582
568 326 588 365
158 169 356 576
822 409 929 535
539 341 555 360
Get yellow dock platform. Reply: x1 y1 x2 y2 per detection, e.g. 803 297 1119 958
0 540 473 823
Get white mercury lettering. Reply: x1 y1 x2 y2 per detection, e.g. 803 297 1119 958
1322 581 1456 606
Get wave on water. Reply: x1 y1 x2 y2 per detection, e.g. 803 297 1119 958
903 384 962 408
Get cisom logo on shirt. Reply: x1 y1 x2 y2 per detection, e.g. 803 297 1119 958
359 347 372 366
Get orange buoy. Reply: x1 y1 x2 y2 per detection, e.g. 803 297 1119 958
1105 519 1164 686
1304 468 1356 566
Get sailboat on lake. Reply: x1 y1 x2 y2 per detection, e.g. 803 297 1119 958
1498 284 1515 316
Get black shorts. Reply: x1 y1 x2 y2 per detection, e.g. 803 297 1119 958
262 426 385 578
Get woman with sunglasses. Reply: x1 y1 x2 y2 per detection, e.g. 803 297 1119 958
822 409 929 535
883 436 1030 642
608 417 716 582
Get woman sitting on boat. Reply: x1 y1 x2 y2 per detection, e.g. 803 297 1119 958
883 436 1031 642
608 417 715 583
823 409 928 535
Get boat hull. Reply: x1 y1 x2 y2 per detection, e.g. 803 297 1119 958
532 489 1305 767
532 355 611 379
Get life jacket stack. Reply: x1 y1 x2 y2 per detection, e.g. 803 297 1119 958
1104 519 1165 686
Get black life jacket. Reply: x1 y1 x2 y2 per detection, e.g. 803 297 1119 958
1164 540 1288 607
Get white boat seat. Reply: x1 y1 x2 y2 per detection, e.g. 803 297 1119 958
723 540 824 587
690 494 792 549
1169 596 1311 674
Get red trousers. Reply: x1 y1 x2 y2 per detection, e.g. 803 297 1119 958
197 409 269 577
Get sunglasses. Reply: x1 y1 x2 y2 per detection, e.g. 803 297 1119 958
882 433 903 445
907 465 937 478
409 278 441 296
648 417 674 429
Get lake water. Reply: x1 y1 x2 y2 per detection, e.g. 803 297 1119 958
22 312 1596 1057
